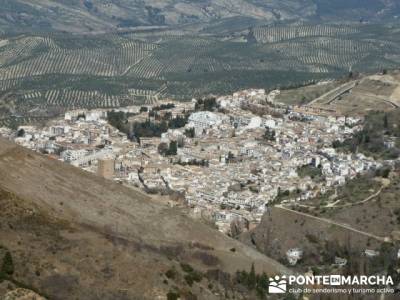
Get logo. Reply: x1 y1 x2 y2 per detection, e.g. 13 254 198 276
266 274 395 295
269 275 287 294
330 275 341 286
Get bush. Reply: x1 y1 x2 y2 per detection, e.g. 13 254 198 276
165 268 177 279
180 263 194 273
180 263 203 286
234 264 269 298
184 272 202 287
305 233 319 244
167 291 180 300
297 164 323 181
1 251 14 276
375 167 391 178
184 128 195 138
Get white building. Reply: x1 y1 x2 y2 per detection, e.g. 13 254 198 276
188 111 229 135
61 149 88 162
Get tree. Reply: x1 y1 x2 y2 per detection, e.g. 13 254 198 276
227 151 235 163
17 128 25 137
204 97 217 111
263 127 276 141
167 291 180 300
158 142 169 156
384 113 389 129
184 128 195 138
195 97 218 111
2 251 14 276
107 110 128 132
169 115 188 129
166 141 177 156
256 272 269 298
248 263 256 289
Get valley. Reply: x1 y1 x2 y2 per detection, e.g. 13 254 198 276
1 1 400 299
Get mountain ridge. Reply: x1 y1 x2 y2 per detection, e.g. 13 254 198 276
0 0 399 34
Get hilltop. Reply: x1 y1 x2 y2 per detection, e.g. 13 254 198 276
0 137 289 299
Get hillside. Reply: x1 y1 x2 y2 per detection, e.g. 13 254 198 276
0 0 310 34
0 0 399 34
0 137 289 299
239 166 400 288
274 70 400 116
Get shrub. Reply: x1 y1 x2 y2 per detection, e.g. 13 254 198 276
1 251 14 276
184 272 202 286
165 268 177 279
180 263 194 273
167 291 180 300
180 263 203 286
305 233 319 244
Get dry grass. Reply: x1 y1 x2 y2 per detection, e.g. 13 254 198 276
0 138 289 299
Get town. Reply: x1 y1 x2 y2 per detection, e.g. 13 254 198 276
0 89 383 235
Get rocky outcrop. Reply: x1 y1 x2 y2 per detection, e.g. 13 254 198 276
3 289 46 300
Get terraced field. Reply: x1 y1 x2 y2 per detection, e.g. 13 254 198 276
252 24 360 43
0 22 400 126
0 36 157 81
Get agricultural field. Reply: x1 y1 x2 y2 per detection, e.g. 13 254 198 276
0 22 400 126
252 24 360 43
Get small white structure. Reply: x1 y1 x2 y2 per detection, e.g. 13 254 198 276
61 149 88 162
365 249 380 258
286 248 303 266
246 117 263 129
86 110 107 122
264 119 276 129
128 172 140 183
